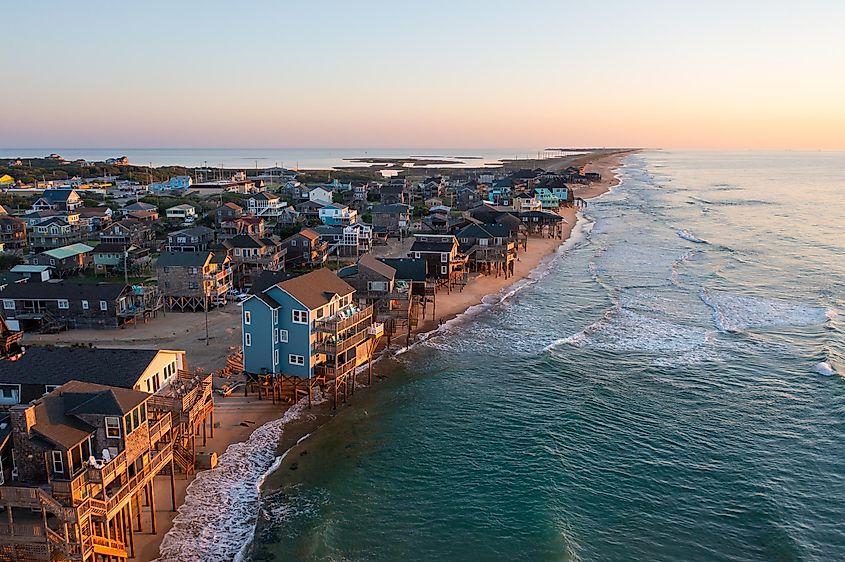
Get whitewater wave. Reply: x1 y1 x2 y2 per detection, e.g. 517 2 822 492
155 392 326 562
699 288 831 334
677 229 709 244
814 361 838 377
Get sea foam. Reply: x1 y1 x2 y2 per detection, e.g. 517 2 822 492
699 288 830 334
155 392 325 562
814 361 839 377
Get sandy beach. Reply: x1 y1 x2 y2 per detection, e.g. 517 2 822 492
25 150 630 561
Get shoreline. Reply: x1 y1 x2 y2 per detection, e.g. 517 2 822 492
138 150 632 561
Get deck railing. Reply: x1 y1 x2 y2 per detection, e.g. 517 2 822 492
315 305 373 333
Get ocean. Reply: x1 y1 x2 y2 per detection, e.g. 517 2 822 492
165 151 844 561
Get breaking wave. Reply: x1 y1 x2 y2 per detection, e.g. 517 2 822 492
155 392 325 562
677 229 709 244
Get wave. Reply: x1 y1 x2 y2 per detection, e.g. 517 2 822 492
155 392 326 562
814 361 838 377
677 229 709 244
699 288 831 334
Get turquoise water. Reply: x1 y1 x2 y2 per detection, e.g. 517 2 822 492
250 152 844 562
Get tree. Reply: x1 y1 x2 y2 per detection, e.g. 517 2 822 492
0 253 24 270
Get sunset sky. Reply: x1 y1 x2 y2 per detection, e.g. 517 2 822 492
3 1 844 149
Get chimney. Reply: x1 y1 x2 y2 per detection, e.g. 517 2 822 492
10 403 37 435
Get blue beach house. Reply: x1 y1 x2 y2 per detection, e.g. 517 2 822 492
241 268 383 407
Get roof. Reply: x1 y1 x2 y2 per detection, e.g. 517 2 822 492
170 226 214 238
220 202 243 210
0 282 126 301
311 225 344 236
275 267 354 310
251 191 279 201
455 224 511 239
378 258 427 281
92 243 132 253
41 243 94 260
410 240 456 253
10 264 51 273
288 228 320 242
250 270 300 294
372 204 411 214
166 203 195 211
155 250 212 268
0 347 160 388
29 380 149 448
38 189 79 204
228 234 270 249
358 254 395 280
123 202 157 211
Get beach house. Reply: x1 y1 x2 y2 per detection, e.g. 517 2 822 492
166 226 216 252
371 203 412 235
0 282 147 331
247 191 287 219
155 251 232 310
31 188 84 212
280 228 328 268
27 217 85 252
318 202 358 226
164 203 198 223
30 243 94 277
0 215 27 253
241 268 384 408
455 223 517 278
409 234 468 290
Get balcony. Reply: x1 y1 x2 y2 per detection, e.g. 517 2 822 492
314 327 369 355
315 304 373 334
314 356 358 379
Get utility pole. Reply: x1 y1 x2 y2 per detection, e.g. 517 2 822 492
204 290 210 345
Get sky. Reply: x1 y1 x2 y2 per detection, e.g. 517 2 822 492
2 0 844 150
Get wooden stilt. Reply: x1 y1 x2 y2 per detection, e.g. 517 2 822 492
170 458 177 512
149 481 157 534
126 503 135 558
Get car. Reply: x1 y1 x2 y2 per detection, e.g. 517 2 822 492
234 293 250 305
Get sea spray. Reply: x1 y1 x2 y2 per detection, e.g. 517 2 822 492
155 391 325 562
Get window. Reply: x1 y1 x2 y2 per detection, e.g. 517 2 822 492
289 354 305 366
292 310 308 324
81 300 89 310
244 311 251 325
274 349 279 365
290 240 297 246
52 451 64 474
414 252 421 259
279 329 288 343
44 385 61 394
49 258 56 265
0 385 20 401
273 328 279 344
58 299 69 309
244 332 252 346
105 417 121 439
2 299 14 310
441 253 448 262
272 309 278 324
441 266 448 275
100 300 108 311
368 281 388 292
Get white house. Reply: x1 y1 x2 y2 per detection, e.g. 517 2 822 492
247 191 288 219
165 203 197 222
308 186 333 205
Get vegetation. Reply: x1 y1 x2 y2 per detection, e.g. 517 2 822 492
0 253 24 270
0 157 195 185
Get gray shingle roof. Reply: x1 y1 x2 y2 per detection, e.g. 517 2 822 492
0 347 160 388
